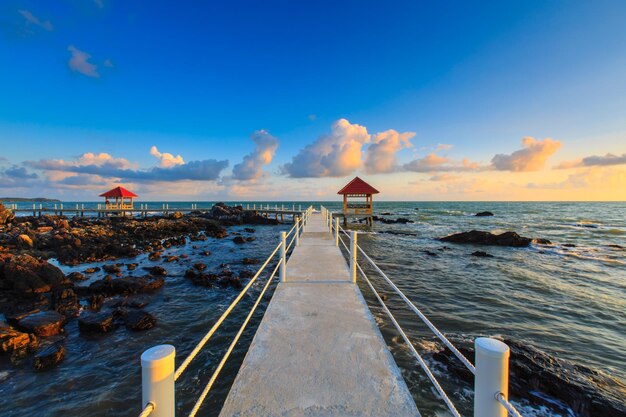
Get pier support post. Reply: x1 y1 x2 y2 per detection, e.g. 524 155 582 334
141 344 176 417
474 338 509 417
280 231 286 283
349 231 357 283
335 218 339 246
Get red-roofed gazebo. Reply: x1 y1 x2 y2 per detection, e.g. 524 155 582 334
337 177 379 226
99 186 138 210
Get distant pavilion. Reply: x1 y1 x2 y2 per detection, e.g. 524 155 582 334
99 186 138 210
337 177 379 226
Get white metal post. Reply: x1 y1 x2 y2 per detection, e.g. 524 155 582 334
474 338 510 417
280 231 286 282
349 231 357 283
296 218 300 246
141 344 176 417
335 218 339 246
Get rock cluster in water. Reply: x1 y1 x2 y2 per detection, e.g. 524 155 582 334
439 230 550 247
0 203 284 370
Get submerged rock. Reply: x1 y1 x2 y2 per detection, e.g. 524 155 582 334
17 311 65 337
471 251 493 258
33 339 65 370
78 311 115 333
123 310 156 331
86 275 164 297
475 211 494 217
440 230 532 247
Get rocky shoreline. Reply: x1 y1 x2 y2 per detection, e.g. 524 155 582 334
0 203 282 370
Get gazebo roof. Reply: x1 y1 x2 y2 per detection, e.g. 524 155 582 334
337 177 380 195
99 186 138 198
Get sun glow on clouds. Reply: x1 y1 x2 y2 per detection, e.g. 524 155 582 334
150 146 185 168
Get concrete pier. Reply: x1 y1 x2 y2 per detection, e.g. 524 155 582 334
219 212 420 416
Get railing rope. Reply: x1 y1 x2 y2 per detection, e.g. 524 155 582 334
355 242 476 374
188 260 282 417
356 262 462 417
173 240 282 381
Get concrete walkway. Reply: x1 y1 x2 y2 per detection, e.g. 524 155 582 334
219 212 420 417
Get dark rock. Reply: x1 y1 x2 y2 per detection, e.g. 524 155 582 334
0 254 70 294
563 243 577 248
34 340 65 370
194 262 207 271
475 211 494 217
144 266 167 276
606 244 623 250
233 236 246 244
244 228 256 233
78 311 115 333
372 216 414 224
242 258 260 265
89 294 104 311
103 264 121 274
51 287 80 318
87 275 164 297
0 203 15 225
440 230 532 247
126 263 138 270
0 326 38 354
83 267 100 274
471 251 493 258
533 238 552 245
239 270 254 279
422 250 438 257
218 275 242 289
124 310 156 331
170 211 183 219
201 250 211 256
17 311 65 337
67 271 86 282
164 256 179 262
17 234 34 248
184 268 198 279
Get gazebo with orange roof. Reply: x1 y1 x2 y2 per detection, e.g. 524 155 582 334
99 186 138 210
337 176 379 226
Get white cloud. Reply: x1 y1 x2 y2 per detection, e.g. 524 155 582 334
364 129 414 174
491 137 561 172
68 45 99 78
18 9 53 31
282 118 370 178
150 146 185 168
232 130 279 180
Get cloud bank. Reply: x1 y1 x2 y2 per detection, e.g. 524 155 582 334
556 153 626 169
150 146 185 168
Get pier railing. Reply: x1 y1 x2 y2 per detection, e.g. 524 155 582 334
321 206 525 417
138 206 314 417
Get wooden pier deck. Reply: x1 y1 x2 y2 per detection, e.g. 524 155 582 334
218 212 420 416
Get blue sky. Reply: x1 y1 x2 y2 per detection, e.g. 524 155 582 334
1 0 625 200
